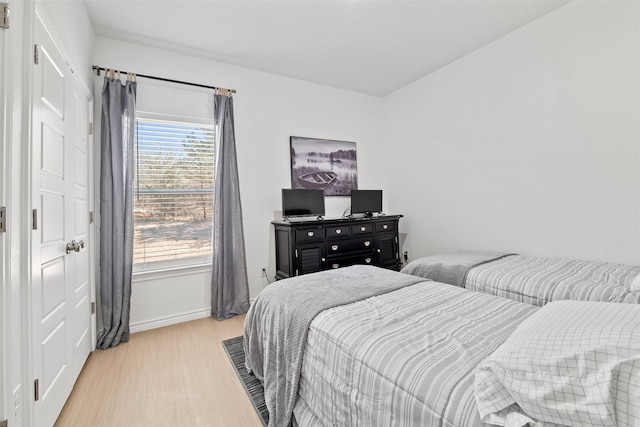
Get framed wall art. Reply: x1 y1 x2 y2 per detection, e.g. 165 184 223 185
289 136 358 196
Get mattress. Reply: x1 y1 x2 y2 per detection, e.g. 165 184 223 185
292 280 538 426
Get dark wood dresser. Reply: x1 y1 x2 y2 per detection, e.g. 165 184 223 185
272 215 403 280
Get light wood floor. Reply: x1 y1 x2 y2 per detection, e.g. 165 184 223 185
55 315 262 427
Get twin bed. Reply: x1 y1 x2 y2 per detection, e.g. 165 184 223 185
243 253 640 426
402 251 640 305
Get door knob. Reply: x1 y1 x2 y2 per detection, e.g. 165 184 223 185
66 239 85 254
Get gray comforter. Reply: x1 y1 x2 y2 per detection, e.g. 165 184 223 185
400 250 515 286
243 265 424 427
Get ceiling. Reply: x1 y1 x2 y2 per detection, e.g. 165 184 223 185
83 0 570 97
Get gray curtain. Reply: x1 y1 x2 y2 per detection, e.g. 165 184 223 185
98 75 136 349
211 91 250 320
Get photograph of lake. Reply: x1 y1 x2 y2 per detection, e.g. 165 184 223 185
290 136 358 196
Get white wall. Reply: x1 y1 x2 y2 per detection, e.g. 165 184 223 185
37 0 95 89
93 36 384 331
32 0 639 339
384 1 640 265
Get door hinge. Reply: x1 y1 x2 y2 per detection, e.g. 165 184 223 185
34 44 39 65
0 419 7 427
91 301 96 314
32 209 37 230
34 379 40 401
89 211 94 224
294 249 298 258
0 3 9 29
88 122 93 135
0 206 6 233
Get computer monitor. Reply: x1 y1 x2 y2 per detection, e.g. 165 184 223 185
282 189 325 217
350 189 382 216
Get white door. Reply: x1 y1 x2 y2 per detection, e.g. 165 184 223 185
31 13 92 427
68 75 93 378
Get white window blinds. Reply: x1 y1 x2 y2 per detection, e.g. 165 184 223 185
133 117 215 268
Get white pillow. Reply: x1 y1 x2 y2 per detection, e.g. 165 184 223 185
475 300 640 427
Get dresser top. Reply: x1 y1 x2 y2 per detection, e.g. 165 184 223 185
272 214 403 227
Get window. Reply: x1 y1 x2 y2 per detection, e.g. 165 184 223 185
133 114 215 270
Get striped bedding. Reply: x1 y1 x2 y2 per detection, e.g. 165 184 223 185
475 300 640 426
292 280 538 426
244 266 424 427
466 255 640 306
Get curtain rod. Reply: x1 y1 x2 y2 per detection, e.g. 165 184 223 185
92 65 236 94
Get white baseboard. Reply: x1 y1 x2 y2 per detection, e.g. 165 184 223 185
130 300 258 334
130 308 211 334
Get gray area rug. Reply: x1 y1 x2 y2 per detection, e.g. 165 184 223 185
222 336 268 426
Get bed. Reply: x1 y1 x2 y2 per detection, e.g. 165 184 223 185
401 251 640 306
243 265 640 427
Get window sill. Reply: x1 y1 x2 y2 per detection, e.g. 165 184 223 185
132 263 212 283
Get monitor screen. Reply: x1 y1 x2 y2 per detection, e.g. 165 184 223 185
282 189 325 217
351 190 383 215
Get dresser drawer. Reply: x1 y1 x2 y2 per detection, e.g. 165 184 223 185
327 237 374 255
295 227 324 242
351 222 373 235
328 254 375 270
375 221 396 233
326 225 351 238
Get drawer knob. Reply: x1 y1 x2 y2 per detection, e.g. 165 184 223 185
335 229 342 234
382 224 388 230
307 231 314 237
364 241 371 247
360 226 366 232
365 258 372 263
332 263 340 269
331 245 339 251
377 249 381 253
322 258 326 262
